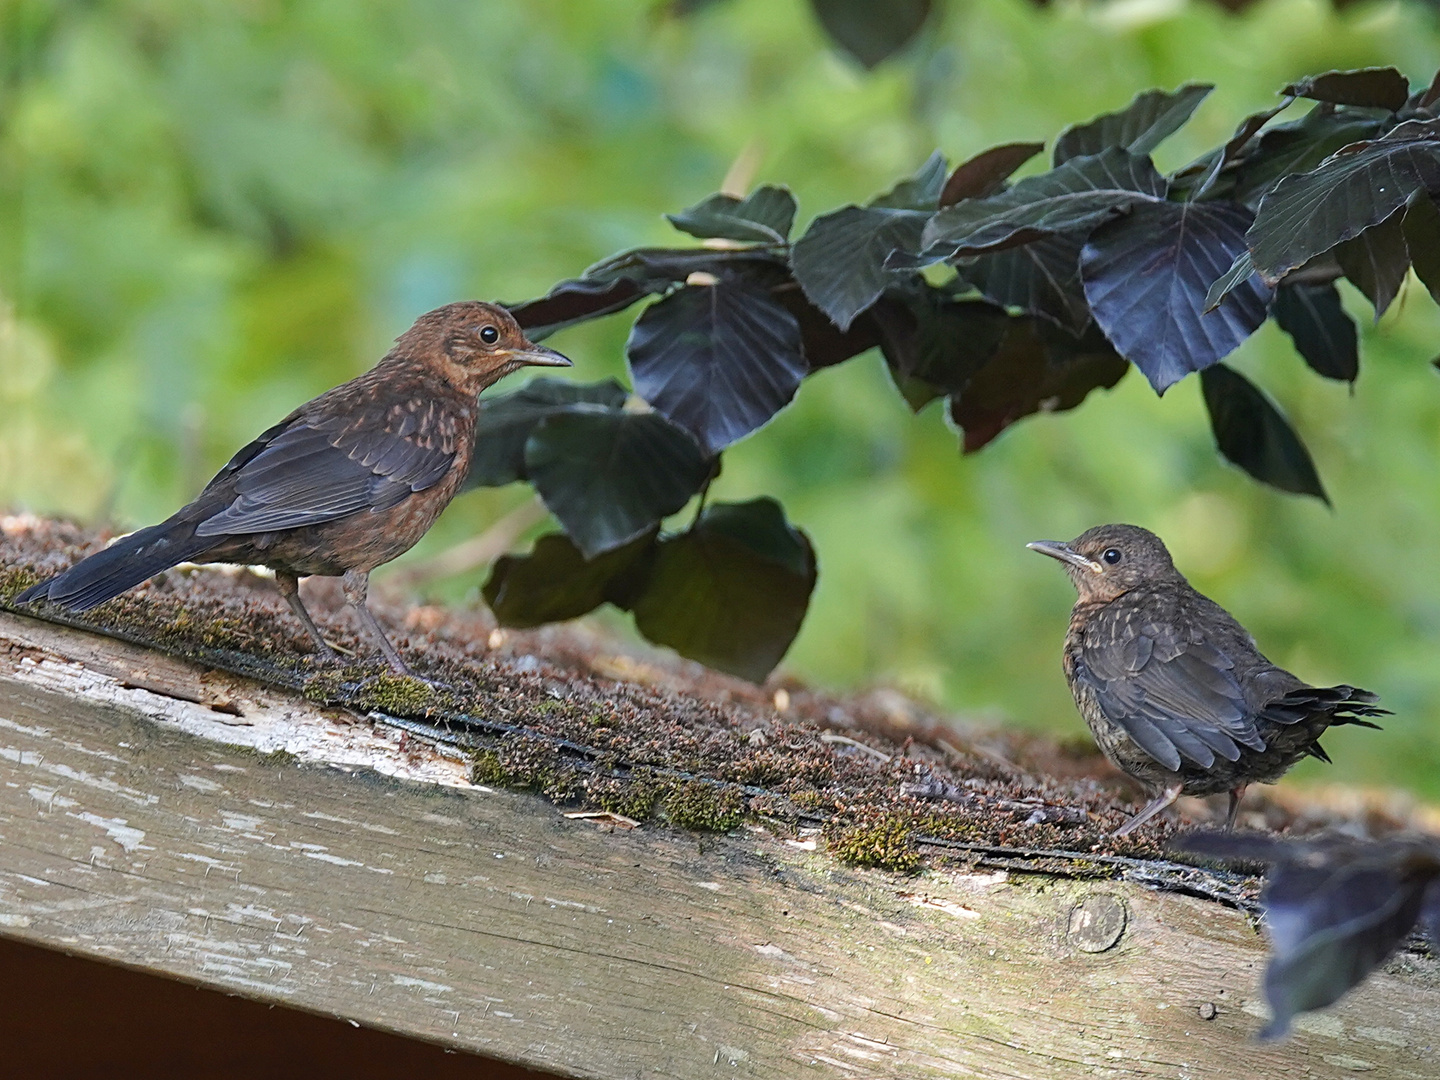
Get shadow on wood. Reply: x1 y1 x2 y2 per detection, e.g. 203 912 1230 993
0 934 559 1080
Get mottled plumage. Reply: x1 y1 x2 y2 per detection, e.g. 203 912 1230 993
19 301 570 673
1029 524 1384 835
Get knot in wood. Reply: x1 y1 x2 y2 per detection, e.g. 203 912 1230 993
1066 893 1126 953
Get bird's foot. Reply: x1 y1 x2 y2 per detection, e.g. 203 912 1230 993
341 571 413 677
375 643 412 677
1111 783 1183 838
1223 785 1249 830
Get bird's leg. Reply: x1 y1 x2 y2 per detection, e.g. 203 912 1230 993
1224 785 1249 830
342 569 410 675
274 570 339 661
1111 783 1183 837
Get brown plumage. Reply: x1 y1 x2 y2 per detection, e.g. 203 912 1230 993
18 301 570 673
1029 524 1385 836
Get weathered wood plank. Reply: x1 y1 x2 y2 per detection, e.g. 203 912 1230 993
0 612 1436 1079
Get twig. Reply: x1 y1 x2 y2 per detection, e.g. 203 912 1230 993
380 497 548 594
819 732 892 762
720 138 764 197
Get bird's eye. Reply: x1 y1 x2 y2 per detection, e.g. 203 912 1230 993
478 324 500 345
1103 548 1123 565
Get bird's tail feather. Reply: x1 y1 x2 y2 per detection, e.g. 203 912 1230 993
1262 684 1389 728
15 519 213 612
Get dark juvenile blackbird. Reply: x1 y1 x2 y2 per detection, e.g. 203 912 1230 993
18 301 569 674
1028 524 1385 836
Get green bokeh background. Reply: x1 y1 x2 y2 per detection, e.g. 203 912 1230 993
4 0 1439 800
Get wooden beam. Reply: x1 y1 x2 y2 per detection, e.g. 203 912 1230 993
0 612 1436 1078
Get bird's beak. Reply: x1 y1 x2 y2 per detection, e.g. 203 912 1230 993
513 344 573 368
1026 540 1103 573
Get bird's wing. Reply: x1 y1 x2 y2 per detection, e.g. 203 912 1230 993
1075 607 1267 773
194 400 458 537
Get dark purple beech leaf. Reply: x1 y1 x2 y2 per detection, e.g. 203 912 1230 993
466 378 630 490
627 280 806 454
809 0 933 69
872 289 1008 411
939 142 1046 206
672 252 885 369
1247 118 1440 284
584 245 787 286
1233 107 1386 207
1283 68 1410 112
1403 194 1440 303
1420 67 1440 111
948 318 1128 451
1334 203 1411 319
958 233 1091 334
525 409 713 558
1203 250 1256 312
630 497 816 683
1180 99 1297 202
666 185 798 244
507 277 654 340
1271 282 1358 382
510 247 792 339
1200 363 1328 502
1053 84 1213 166
791 153 945 330
1176 832 1440 1041
772 284 884 370
483 531 657 629
1082 200 1270 394
871 150 948 211
920 148 1167 259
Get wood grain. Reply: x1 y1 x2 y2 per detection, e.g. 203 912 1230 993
0 612 1436 1078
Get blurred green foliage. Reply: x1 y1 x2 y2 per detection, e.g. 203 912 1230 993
4 0 1440 799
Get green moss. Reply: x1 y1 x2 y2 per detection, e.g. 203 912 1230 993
0 566 41 601
587 775 663 821
540 766 582 802
826 814 923 873
218 742 301 767
585 707 618 730
470 740 580 803
194 615 262 651
1063 859 1119 879
470 749 512 788
241 746 300 766
302 666 368 704
355 672 446 716
512 697 597 727
475 751 746 829
303 668 453 717
788 788 828 812
471 746 551 791
662 779 746 832
911 813 985 845
72 598 285 665
727 754 790 788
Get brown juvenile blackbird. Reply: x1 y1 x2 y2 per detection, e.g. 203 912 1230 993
18 301 569 674
1028 524 1385 836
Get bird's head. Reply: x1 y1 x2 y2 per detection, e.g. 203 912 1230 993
1027 523 1183 602
398 300 571 395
